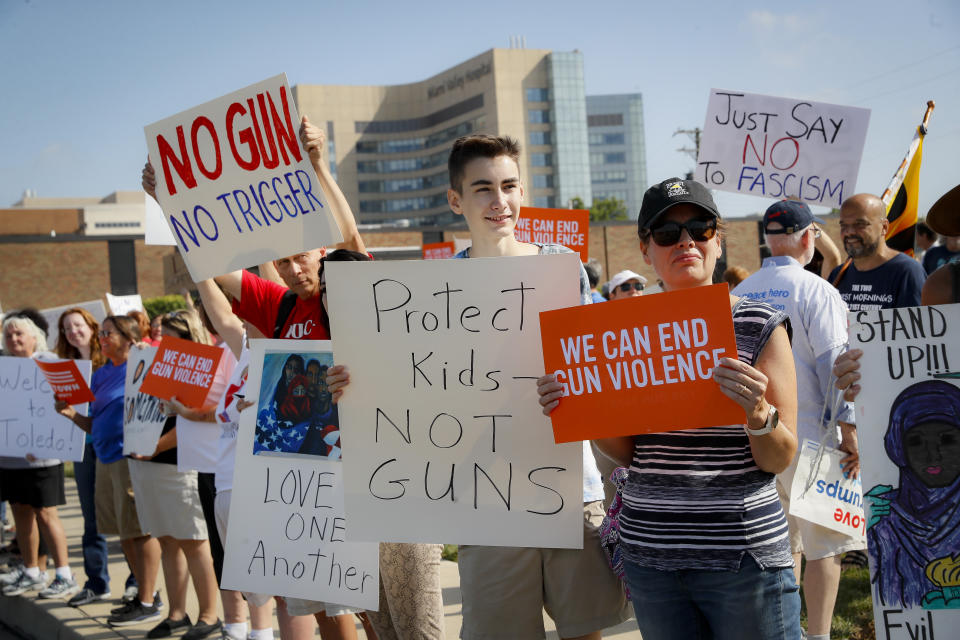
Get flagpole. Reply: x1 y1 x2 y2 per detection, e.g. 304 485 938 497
881 100 935 205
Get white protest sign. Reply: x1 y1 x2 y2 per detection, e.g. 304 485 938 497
144 194 176 245
123 347 167 456
326 254 585 548
221 340 378 608
106 293 145 316
698 89 870 207
0 356 87 461
849 303 960 637
789 439 866 540
144 74 343 282
40 299 107 349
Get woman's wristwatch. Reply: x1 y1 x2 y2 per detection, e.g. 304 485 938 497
744 403 779 436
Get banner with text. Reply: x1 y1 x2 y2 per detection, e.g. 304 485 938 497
123 347 167 456
698 89 870 207
40 300 107 349
515 207 589 262
849 303 960 638
34 358 95 405
221 339 378 608
327 254 585 547
541 283 741 442
106 293 145 316
422 242 455 260
144 74 343 282
789 438 866 540
0 356 87 461
139 336 223 408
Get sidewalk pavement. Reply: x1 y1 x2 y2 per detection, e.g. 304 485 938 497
0 482 642 639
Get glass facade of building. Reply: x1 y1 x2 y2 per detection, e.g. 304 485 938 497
547 52 592 209
586 93 647 218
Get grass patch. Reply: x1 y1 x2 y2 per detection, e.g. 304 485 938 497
441 544 458 562
799 563 874 639
63 461 74 479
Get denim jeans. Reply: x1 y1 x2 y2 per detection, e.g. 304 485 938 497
74 442 109 593
623 554 801 640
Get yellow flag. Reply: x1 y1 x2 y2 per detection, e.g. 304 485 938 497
883 127 924 256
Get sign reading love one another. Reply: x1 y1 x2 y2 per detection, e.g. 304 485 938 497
144 74 343 282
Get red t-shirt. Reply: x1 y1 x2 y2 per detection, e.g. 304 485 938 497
232 270 330 340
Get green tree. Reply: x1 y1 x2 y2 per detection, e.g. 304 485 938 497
589 196 628 221
570 196 586 210
142 294 188 319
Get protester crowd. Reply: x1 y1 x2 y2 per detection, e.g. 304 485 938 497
0 117 957 640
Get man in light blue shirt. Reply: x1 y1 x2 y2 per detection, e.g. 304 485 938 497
734 200 861 640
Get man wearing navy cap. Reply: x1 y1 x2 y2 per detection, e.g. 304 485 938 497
734 200 861 640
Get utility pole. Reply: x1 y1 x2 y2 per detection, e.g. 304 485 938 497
673 127 701 180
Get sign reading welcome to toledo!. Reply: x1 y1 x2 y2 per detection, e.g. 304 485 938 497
697 89 870 207
144 74 343 282
540 283 742 442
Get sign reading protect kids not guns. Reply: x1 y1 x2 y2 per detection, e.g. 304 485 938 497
540 283 741 442
515 207 589 261
139 336 223 408
144 74 343 282
697 89 870 207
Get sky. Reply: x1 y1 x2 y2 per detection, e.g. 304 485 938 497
1 0 958 220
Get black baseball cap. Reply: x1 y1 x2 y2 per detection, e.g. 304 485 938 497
763 200 825 235
637 178 720 235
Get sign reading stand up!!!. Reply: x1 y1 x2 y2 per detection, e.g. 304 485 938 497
144 74 343 282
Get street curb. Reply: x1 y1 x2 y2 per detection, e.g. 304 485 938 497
0 591 130 640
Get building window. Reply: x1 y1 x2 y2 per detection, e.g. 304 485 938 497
359 192 449 214
592 170 628 183
530 153 553 167
587 113 624 127
358 170 449 193
533 196 556 208
529 131 552 146
93 221 141 229
528 109 550 124
357 148 449 174
108 240 137 296
355 94 483 134
526 88 550 102
356 119 478 154
532 174 554 189
590 152 626 165
588 132 625 145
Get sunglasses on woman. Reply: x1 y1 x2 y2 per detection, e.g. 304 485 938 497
649 218 718 246
617 282 644 293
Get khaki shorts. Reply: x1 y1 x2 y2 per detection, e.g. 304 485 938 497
777 453 867 561
458 501 630 640
95 459 144 540
128 459 207 540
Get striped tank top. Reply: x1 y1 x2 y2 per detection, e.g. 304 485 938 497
618 299 794 571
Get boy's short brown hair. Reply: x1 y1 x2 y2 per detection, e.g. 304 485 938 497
448 134 521 193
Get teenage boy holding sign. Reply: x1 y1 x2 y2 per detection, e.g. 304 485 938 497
328 135 629 640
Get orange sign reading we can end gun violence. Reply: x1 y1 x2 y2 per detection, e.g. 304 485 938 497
422 241 455 260
35 359 95 405
139 336 224 408
515 207 589 261
540 283 743 443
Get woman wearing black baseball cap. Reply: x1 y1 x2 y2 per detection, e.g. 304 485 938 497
539 177 801 640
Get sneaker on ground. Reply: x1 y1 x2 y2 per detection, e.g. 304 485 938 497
119 583 139 604
2 571 47 596
68 587 111 607
108 600 163 627
182 618 222 640
111 590 164 614
0 564 24 587
146 615 192 639
39 575 80 599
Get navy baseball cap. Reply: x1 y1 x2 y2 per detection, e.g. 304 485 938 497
763 200 825 234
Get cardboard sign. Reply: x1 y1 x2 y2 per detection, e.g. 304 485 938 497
0 356 87 461
540 283 741 442
139 336 224 408
106 293 145 316
144 74 343 282
698 89 870 207
145 194 176 245
123 347 167 456
326 254 585 548
422 241 455 260
34 358 95 405
40 299 108 350
221 339 378 608
515 207 589 261
849 303 960 634
789 439 866 539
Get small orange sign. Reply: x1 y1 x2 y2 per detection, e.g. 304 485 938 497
422 241 455 260
540 283 742 442
139 336 224 408
516 207 589 261
35 359 95 405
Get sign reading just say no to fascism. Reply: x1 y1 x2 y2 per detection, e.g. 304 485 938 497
541 283 742 442
144 74 343 282
326 254 585 548
698 89 870 207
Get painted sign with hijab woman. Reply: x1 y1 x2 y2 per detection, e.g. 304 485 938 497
849 302 960 639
